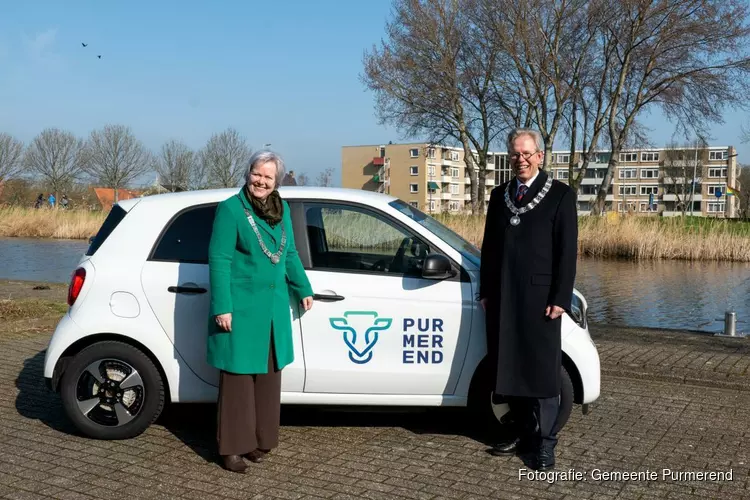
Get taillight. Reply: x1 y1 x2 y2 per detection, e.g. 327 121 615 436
68 268 86 306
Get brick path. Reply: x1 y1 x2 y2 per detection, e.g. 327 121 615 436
1 324 749 499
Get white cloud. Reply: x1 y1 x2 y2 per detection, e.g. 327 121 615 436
22 28 63 70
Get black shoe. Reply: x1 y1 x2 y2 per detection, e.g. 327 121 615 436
490 438 523 456
531 448 555 471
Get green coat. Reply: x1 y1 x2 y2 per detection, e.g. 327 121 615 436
206 188 313 374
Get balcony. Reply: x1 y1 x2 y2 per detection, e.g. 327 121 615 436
581 177 605 185
372 157 385 166
663 194 702 202
440 193 452 200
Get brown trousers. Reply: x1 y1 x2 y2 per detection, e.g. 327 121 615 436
216 330 281 456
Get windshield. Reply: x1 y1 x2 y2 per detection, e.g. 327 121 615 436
389 199 481 268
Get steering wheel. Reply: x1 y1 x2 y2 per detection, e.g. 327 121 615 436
371 237 412 273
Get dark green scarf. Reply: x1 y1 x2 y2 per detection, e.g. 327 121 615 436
245 184 283 226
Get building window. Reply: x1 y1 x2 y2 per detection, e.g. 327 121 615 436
641 152 660 162
639 202 653 212
450 183 460 194
619 153 637 162
707 202 726 213
581 185 598 195
707 184 726 196
619 185 637 196
409 201 419 208
410 183 419 193
617 202 637 212
709 150 728 161
451 167 460 178
410 166 418 176
557 154 570 164
640 168 659 179
449 201 460 211
410 148 419 158
619 168 637 179
427 148 436 159
451 151 460 161
708 168 727 178
429 200 436 211
557 169 569 180
428 165 435 176
640 186 658 196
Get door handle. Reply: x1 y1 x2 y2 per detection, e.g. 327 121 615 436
168 286 207 294
313 292 345 301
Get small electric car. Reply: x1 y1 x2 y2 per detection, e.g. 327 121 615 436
43 186 601 439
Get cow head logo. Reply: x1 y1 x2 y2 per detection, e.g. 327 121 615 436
329 311 392 364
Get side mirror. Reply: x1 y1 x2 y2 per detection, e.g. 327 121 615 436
421 254 456 280
88 236 95 245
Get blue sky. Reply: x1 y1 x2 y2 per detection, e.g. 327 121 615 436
0 1 747 187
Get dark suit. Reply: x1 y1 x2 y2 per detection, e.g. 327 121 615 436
479 169 578 451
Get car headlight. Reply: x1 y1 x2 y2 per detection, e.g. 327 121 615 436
570 293 587 329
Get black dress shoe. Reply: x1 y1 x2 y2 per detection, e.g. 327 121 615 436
531 448 555 471
489 437 522 456
222 454 247 473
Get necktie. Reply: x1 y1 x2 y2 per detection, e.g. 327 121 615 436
516 184 528 202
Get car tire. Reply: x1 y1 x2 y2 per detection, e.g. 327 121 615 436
467 360 574 439
60 341 165 440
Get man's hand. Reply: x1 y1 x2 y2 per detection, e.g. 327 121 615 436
545 305 564 319
215 313 232 332
301 296 313 311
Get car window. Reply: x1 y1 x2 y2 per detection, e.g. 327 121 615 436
86 205 127 256
303 202 430 276
150 204 217 263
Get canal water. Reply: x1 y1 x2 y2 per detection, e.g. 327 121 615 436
0 237 747 334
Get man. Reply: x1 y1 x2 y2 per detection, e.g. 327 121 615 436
478 128 578 471
281 170 297 186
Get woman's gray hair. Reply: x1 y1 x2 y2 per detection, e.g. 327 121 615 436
507 128 545 153
244 150 286 188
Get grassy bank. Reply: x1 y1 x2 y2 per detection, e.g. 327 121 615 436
1 205 750 261
0 207 106 240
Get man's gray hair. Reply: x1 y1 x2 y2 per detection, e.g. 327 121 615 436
244 150 286 188
507 128 545 153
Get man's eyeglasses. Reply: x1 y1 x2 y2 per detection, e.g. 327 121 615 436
509 151 540 161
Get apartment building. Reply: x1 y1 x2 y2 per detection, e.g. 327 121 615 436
341 143 741 217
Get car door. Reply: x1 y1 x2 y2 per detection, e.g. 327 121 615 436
140 203 306 393
296 200 473 396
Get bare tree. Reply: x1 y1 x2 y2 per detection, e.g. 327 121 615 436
153 140 203 192
84 124 152 202
24 128 87 201
0 133 24 183
661 141 705 216
485 0 604 171
199 128 251 188
591 0 750 214
362 0 511 213
315 167 335 187
296 172 310 186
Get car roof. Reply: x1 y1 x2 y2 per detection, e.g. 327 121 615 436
116 186 399 211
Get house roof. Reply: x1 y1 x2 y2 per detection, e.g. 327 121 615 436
92 187 145 210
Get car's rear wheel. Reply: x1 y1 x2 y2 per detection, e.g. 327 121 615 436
60 341 165 440
468 362 574 440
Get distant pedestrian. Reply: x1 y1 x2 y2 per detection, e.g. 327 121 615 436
34 194 44 209
48 193 56 208
61 194 69 209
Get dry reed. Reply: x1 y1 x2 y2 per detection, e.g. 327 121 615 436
1 205 749 262
0 207 106 240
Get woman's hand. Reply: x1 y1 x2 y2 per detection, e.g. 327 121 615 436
301 296 313 311
215 313 232 331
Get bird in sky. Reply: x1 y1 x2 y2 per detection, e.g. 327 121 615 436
81 42 87 47
97 55 101 59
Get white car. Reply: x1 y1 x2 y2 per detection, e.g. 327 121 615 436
43 186 600 440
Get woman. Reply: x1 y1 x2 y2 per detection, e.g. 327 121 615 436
206 150 314 473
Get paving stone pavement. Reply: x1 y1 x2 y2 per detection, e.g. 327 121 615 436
2 325 750 499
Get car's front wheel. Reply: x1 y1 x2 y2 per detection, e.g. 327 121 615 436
59 341 165 440
468 362 574 440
